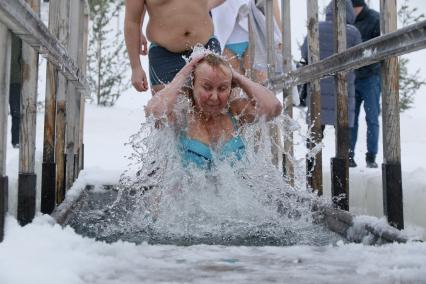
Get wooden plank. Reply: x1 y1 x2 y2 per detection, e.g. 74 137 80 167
64 0 81 190
322 207 411 243
41 0 69 213
51 185 87 225
306 0 323 195
17 0 40 226
0 0 89 91
264 0 281 168
0 24 11 178
77 1 89 174
55 0 71 204
271 19 426 90
247 7 255 81
0 22 11 242
380 0 404 229
330 0 349 210
281 0 294 184
265 0 276 81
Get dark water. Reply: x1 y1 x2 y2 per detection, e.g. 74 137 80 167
65 186 343 246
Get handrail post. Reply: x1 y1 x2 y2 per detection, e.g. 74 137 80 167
41 0 65 214
331 0 349 210
306 0 323 194
380 0 404 229
0 22 11 241
55 0 70 203
78 1 90 173
265 0 281 168
65 0 81 190
17 0 40 226
281 0 294 184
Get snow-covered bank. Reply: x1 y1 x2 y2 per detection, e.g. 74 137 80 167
1 215 426 284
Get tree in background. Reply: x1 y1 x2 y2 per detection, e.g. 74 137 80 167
398 0 426 111
88 0 129 106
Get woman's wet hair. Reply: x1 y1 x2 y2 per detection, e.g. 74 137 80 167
193 53 232 82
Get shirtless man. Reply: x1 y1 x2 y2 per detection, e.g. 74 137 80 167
124 0 225 93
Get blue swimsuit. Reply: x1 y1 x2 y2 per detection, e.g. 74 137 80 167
225 42 249 59
179 116 245 169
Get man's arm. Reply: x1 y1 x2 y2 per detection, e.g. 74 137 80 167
139 6 148 55
207 0 225 10
125 0 148 91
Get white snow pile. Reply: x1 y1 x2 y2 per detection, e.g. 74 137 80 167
1 215 426 284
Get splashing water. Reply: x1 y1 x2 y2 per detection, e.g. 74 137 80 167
67 108 341 246
67 45 340 246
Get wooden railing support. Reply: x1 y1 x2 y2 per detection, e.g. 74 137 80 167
17 0 40 226
272 19 426 90
0 0 89 90
54 0 71 203
77 1 89 174
64 0 82 190
380 0 404 229
331 0 349 210
0 22 11 241
264 0 281 168
0 0 89 233
281 0 294 184
306 0 323 194
41 0 70 213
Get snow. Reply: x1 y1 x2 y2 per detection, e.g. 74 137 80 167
2 1 426 283
1 215 426 284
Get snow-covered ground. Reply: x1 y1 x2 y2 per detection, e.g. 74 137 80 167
2 1 426 283
1 215 426 284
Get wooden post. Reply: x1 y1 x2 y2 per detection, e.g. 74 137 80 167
281 0 294 184
77 1 89 173
41 0 68 214
265 0 281 168
17 0 40 226
65 0 81 189
265 0 276 81
331 0 349 210
248 6 256 81
380 0 404 229
306 0 323 194
0 23 11 241
54 0 70 204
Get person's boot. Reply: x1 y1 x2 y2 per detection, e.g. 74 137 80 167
348 151 357 168
366 153 378 168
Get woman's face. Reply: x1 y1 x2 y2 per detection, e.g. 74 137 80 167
192 62 232 116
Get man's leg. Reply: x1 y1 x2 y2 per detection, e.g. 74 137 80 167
363 75 381 167
9 83 21 147
349 82 364 167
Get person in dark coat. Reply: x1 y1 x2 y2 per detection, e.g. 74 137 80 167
9 34 22 149
301 0 362 138
350 0 381 168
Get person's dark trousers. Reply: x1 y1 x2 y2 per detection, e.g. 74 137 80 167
351 74 381 158
9 83 21 146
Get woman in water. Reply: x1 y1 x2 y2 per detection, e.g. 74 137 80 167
145 53 282 169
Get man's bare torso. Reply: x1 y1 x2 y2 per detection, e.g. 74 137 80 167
145 0 214 53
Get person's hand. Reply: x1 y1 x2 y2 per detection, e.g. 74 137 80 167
231 68 243 87
132 67 149 92
174 53 207 83
140 32 148 55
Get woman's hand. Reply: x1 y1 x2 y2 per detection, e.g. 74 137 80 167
173 53 207 85
231 68 244 87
